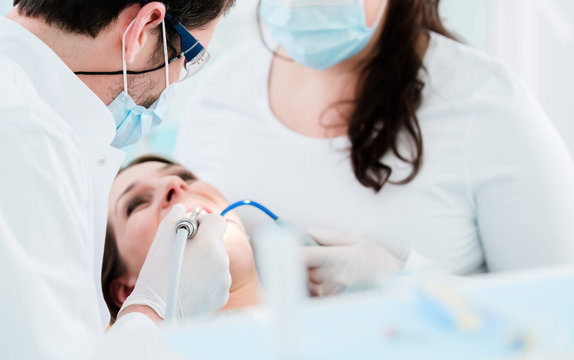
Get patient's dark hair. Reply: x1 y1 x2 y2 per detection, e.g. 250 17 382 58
102 155 182 324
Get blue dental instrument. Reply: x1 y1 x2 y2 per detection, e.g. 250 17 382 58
220 200 318 246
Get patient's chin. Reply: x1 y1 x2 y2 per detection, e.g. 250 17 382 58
223 222 257 290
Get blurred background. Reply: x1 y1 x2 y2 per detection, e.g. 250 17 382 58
3 0 573 160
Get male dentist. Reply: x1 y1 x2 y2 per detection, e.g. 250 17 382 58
0 0 234 358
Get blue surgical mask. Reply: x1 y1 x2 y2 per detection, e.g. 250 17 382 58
109 19 172 148
260 0 386 70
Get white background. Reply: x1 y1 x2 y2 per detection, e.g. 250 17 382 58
3 0 573 156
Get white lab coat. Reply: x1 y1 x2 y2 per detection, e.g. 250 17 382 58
0 16 143 359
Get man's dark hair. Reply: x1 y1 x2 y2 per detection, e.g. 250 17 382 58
13 0 235 37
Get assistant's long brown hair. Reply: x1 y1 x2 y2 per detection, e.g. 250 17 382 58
349 0 454 191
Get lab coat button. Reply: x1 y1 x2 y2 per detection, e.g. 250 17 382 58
97 156 107 166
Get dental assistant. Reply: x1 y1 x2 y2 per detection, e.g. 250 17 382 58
176 0 574 294
0 1 234 358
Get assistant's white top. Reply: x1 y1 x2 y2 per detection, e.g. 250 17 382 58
0 16 150 359
176 32 574 275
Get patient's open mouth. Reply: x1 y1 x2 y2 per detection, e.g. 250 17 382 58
186 204 213 215
185 203 244 231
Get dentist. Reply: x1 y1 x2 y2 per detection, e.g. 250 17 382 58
0 0 234 358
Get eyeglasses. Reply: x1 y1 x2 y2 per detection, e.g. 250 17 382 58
74 10 210 81
164 12 211 81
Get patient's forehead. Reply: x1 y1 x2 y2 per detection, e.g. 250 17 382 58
110 162 168 203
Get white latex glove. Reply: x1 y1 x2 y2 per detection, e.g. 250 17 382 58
302 228 405 297
120 204 231 319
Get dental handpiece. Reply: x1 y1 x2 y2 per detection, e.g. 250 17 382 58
175 206 202 239
166 206 204 321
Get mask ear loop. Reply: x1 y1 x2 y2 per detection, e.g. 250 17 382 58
121 18 170 98
256 0 293 63
369 0 387 29
161 19 169 90
121 19 137 97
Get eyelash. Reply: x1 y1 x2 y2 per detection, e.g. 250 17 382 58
124 169 196 217
126 196 150 216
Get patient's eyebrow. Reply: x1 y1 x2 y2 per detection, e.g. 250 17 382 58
116 181 138 212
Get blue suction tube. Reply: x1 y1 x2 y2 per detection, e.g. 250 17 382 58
220 200 278 220
220 200 318 246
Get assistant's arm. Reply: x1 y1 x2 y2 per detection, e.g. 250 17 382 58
465 78 574 272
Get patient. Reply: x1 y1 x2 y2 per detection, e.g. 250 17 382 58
102 155 259 323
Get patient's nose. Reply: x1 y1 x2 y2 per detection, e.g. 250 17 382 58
160 177 189 210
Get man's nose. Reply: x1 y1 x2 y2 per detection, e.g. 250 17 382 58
160 177 189 210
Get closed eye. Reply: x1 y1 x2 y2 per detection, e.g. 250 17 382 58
126 195 150 216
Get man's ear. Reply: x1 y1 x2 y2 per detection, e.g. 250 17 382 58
108 276 136 308
123 1 167 64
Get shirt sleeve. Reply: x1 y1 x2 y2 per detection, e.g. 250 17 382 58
0 89 101 358
464 71 574 272
94 313 173 359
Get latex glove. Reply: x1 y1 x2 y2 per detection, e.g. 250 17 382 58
120 204 231 319
302 228 405 297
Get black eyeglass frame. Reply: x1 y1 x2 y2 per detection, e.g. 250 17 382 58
75 7 208 77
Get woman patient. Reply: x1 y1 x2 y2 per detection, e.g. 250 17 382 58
102 155 259 323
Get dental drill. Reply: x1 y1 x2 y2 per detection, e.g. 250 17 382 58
166 200 315 322
165 206 203 321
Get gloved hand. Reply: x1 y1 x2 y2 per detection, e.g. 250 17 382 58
119 204 231 319
302 228 405 297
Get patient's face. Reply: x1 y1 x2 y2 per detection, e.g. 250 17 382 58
108 161 254 291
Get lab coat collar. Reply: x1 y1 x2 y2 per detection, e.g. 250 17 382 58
0 16 116 148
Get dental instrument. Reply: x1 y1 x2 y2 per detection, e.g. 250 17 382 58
220 199 278 219
167 199 315 322
221 200 318 246
166 206 202 321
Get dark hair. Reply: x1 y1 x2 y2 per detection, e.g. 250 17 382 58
347 0 454 191
259 0 454 192
102 155 182 324
13 0 235 40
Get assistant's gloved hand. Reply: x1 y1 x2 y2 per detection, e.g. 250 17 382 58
302 228 405 297
120 204 231 320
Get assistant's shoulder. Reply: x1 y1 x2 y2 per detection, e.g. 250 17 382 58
195 41 272 92
424 32 541 123
427 33 515 95
180 40 273 115
209 40 273 73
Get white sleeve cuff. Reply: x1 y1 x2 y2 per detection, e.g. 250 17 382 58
94 313 183 359
110 312 157 333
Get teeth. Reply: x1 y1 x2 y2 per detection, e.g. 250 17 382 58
186 206 207 219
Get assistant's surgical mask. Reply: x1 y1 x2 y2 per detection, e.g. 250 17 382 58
109 19 172 148
259 0 386 70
